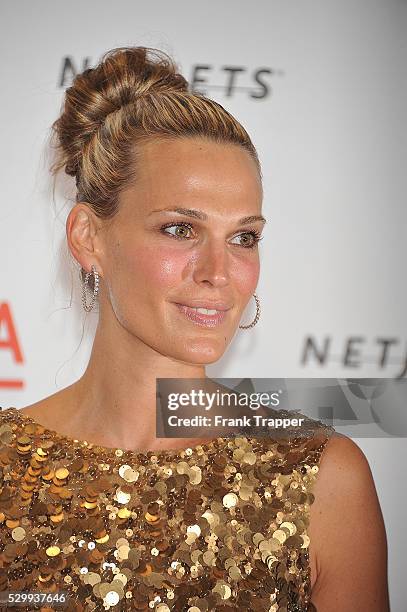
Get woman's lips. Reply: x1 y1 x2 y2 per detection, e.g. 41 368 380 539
174 303 228 327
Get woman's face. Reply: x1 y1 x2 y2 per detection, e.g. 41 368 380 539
99 136 265 364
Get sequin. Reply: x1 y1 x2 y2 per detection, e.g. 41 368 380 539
0 406 335 611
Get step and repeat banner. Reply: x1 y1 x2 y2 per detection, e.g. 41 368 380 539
1 1 406 608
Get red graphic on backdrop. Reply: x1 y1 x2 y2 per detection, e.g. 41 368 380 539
0 302 24 389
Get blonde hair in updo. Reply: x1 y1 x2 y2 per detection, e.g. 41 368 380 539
50 46 261 218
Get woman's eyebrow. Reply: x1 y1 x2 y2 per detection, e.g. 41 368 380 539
149 206 267 225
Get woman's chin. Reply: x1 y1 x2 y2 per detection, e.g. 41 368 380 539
176 342 228 365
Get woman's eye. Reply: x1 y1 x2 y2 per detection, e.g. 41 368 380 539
230 232 263 249
160 223 194 239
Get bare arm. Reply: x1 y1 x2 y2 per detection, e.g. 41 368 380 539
308 433 390 611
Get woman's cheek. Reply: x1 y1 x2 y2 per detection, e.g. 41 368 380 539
136 245 187 287
231 257 260 294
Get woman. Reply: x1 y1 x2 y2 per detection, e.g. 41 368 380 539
0 46 389 611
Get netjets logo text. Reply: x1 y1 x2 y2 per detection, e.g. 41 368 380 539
302 335 407 379
58 56 284 100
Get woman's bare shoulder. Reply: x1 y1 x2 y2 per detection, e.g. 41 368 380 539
3 386 79 437
314 430 372 483
308 432 390 611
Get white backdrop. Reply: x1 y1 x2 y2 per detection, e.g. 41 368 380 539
1 1 406 609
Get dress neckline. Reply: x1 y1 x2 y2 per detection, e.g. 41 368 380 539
2 407 226 458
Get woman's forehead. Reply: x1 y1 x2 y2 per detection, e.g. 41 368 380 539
120 137 262 210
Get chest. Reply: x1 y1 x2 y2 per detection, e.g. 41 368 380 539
0 438 314 610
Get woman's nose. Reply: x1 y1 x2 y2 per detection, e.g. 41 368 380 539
192 241 230 287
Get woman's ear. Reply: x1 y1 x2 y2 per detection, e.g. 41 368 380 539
66 202 104 274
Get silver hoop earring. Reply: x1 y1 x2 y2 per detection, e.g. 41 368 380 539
239 293 261 329
81 264 99 312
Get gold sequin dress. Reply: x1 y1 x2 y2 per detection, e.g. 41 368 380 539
0 407 335 612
